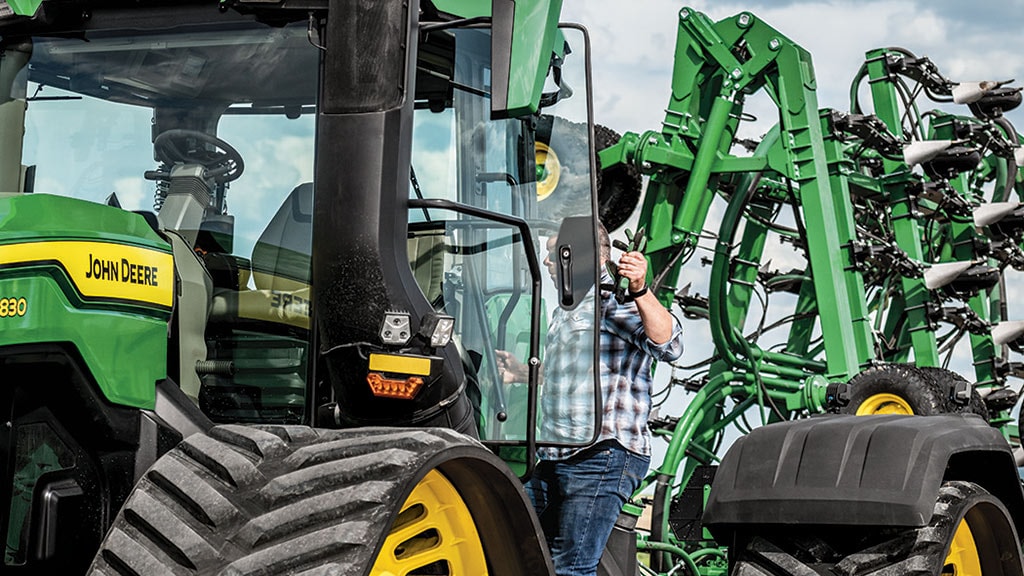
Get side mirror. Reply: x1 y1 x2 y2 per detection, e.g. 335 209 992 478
490 0 561 118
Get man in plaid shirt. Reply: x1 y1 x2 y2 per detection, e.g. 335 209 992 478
498 224 684 576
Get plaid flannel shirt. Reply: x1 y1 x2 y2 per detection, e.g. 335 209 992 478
538 278 684 460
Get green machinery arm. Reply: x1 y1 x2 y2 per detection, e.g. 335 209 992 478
600 8 1024 571
600 8 874 383
602 7 1024 402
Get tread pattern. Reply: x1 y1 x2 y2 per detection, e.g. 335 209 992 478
87 426 485 576
916 367 990 420
730 481 1007 576
594 123 642 232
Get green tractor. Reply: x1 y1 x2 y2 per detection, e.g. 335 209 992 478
0 0 620 573
4 0 1024 575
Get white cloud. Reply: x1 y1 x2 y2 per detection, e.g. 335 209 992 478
566 0 1024 132
217 122 316 255
33 176 67 196
412 147 457 199
111 176 147 212
271 135 316 185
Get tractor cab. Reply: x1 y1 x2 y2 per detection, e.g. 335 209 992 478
3 13 320 423
0 0 607 508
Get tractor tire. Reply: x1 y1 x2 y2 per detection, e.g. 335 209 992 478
839 364 947 416
86 425 552 576
534 116 642 231
918 366 990 421
594 124 642 232
536 115 593 224
730 481 1023 576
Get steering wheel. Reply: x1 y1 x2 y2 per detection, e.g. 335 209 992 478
153 129 245 184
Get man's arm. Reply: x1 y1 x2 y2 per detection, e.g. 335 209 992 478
616 250 676 344
495 349 530 383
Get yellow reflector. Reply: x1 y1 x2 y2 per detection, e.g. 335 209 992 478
367 373 425 400
369 353 432 376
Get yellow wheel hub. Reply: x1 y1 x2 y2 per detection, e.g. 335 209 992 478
370 469 488 576
855 393 914 415
535 141 561 201
942 519 982 576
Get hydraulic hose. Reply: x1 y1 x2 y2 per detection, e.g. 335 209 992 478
708 166 824 377
995 116 1019 203
649 371 742 571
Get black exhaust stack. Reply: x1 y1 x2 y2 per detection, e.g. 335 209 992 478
313 0 476 434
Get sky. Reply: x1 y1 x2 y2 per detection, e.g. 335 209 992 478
565 1 1024 140
559 1 1024 466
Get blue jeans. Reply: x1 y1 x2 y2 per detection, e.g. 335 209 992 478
526 440 649 576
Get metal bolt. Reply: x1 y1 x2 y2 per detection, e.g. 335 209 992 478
679 8 690 19
768 38 781 51
384 330 392 338
737 13 751 27
641 161 653 170
731 68 742 79
648 136 658 145
529 357 540 366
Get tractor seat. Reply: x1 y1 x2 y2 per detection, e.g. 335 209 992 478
251 182 313 292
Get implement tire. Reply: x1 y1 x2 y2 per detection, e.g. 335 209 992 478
534 116 642 231
731 481 1023 576
594 124 641 232
536 115 592 222
86 425 551 575
839 364 946 416
918 366 990 421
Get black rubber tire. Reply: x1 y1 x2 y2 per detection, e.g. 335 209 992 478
917 366 990 421
535 117 642 231
594 124 642 232
731 481 1024 576
86 425 552 575
839 364 947 416
536 115 593 224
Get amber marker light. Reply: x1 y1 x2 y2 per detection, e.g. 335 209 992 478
367 373 425 399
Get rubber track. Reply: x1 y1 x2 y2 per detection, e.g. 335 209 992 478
730 481 990 576
86 425 487 576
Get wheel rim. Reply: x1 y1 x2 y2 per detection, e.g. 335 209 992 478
855 393 914 415
535 141 561 201
370 469 489 576
942 519 982 575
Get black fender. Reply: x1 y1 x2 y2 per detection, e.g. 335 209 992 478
703 414 1024 539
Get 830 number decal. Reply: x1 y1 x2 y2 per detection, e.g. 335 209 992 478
0 297 27 317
